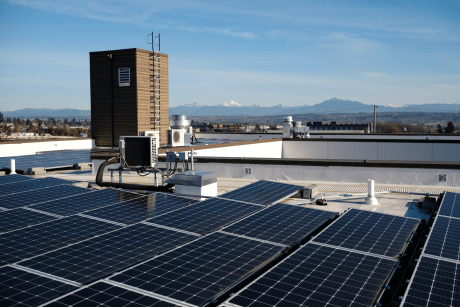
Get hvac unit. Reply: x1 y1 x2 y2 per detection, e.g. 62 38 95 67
119 135 158 168
168 129 191 147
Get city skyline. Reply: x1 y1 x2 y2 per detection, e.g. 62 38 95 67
1 0 459 111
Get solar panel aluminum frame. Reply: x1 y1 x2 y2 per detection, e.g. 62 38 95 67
310 208 420 259
420 213 460 262
11 264 81 287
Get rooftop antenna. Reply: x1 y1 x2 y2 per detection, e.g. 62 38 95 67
147 32 160 52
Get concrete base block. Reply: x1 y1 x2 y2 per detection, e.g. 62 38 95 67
28 167 46 175
175 182 218 200
0 170 6 176
303 184 319 199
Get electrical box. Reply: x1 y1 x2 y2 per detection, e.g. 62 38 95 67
178 152 187 161
120 136 158 168
166 152 176 162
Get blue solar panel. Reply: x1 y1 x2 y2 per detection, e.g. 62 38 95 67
424 215 460 261
0 215 122 266
0 208 58 233
146 197 263 234
0 266 76 307
219 180 305 205
0 175 34 185
31 188 142 216
438 191 460 219
0 150 90 170
223 204 337 245
19 223 198 284
0 185 94 210
44 281 181 307
109 232 284 306
227 243 397 307
401 256 460 307
83 192 198 225
313 209 419 257
0 177 73 196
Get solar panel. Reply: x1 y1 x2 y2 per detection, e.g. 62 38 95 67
0 208 58 233
109 232 284 306
145 198 263 234
19 223 199 284
227 243 397 307
0 177 73 196
0 175 35 186
0 150 91 170
219 180 305 206
31 188 143 216
312 209 419 257
438 191 460 219
0 185 95 210
83 193 199 225
0 215 121 266
223 204 337 245
43 281 182 307
401 256 460 307
423 215 460 261
0 266 76 307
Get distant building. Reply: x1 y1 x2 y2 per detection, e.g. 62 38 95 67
90 48 169 147
306 121 371 132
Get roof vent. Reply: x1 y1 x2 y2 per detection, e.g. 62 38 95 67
118 68 130 87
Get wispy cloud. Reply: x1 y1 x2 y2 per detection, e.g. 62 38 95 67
363 72 387 79
430 84 459 89
264 30 309 41
318 32 382 53
176 25 256 39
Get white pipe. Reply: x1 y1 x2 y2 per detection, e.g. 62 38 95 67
368 179 375 197
10 159 17 174
191 148 194 170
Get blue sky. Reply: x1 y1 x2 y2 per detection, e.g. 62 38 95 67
0 0 459 111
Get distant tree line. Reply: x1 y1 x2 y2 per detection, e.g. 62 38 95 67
0 112 91 139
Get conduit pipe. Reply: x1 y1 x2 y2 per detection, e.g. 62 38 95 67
96 157 174 192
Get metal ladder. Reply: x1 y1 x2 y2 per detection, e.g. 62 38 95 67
149 51 160 132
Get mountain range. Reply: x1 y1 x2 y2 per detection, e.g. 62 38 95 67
2 98 460 118
170 98 460 116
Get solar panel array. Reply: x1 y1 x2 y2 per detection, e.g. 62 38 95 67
312 209 420 257
222 203 337 245
109 232 285 306
401 191 460 307
1 176 423 307
145 197 263 234
219 180 305 205
0 150 90 170
0 215 122 266
19 223 199 284
227 243 397 307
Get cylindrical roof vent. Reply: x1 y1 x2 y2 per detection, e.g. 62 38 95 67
170 115 191 129
283 116 293 123
294 121 302 127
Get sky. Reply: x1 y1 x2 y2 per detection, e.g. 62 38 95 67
0 0 459 111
